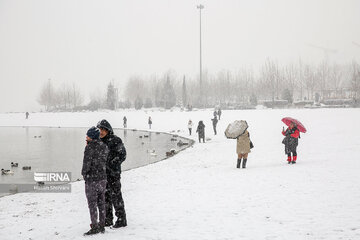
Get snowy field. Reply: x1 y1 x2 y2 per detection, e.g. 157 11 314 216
0 108 360 240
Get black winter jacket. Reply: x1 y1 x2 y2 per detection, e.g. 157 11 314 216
97 120 126 177
82 139 109 182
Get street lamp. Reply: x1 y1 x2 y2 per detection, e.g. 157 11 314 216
197 4 204 107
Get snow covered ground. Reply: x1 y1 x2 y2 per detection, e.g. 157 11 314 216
0 108 360 240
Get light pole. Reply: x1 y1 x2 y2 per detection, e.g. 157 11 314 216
197 4 204 107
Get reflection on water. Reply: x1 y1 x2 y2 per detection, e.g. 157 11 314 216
0 127 193 196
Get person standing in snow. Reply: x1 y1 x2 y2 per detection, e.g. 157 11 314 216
211 115 218 135
213 109 217 118
217 108 222 120
123 116 127 128
148 116 152 129
97 120 127 228
82 127 109 235
282 122 300 164
236 130 251 168
25 112 29 119
196 120 205 143
188 119 193 135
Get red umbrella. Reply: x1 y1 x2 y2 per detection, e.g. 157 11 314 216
282 117 307 133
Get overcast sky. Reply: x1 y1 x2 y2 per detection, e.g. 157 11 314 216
0 0 359 112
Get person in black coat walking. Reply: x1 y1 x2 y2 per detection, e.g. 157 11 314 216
123 116 127 128
82 127 109 235
196 121 205 143
148 116 152 129
211 116 218 135
217 109 222 120
97 120 127 228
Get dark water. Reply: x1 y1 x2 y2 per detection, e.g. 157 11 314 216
0 127 193 196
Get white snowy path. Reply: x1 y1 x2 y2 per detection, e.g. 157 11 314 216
0 108 360 240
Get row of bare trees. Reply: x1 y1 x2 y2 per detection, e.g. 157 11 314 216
37 79 84 111
37 60 360 111
122 60 360 108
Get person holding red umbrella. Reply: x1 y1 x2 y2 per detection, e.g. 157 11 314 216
282 121 300 164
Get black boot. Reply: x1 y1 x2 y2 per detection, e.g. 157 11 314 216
104 219 113 227
113 217 127 228
242 159 247 168
84 224 101 236
98 224 105 233
236 158 241 168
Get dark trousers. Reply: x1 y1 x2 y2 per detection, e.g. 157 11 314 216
213 125 217 135
287 151 297 157
105 175 126 223
198 134 205 143
85 179 107 226
189 128 192 135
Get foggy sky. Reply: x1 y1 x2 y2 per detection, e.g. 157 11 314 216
0 0 359 112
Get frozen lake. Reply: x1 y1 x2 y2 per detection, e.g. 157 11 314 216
0 127 193 196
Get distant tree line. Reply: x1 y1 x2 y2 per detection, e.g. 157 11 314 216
120 60 360 109
37 59 360 111
37 79 84 111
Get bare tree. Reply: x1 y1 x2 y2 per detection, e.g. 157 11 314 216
37 79 56 111
329 64 343 98
303 64 317 100
351 61 360 99
260 59 281 101
317 60 330 99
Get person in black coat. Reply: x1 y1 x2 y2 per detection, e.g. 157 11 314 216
82 127 109 235
148 116 152 129
196 121 205 143
217 109 222 120
97 119 127 228
211 116 218 135
123 116 127 128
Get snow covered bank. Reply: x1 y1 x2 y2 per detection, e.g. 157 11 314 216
0 108 360 239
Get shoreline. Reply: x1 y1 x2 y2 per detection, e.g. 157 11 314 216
0 126 195 199
0 109 359 239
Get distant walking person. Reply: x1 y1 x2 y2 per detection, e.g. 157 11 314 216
213 109 217 118
148 117 152 129
211 116 218 135
217 109 222 120
282 122 300 164
97 120 127 228
196 121 205 143
236 130 251 169
25 112 29 119
82 127 109 235
188 119 193 135
123 116 127 128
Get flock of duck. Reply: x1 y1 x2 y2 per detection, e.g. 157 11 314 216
1 162 32 175
139 133 190 158
1 133 190 176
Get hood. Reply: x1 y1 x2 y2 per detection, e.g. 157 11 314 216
97 119 114 134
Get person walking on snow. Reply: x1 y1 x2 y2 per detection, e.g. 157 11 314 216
213 109 217 118
123 116 127 128
217 108 222 120
148 116 152 129
196 120 205 143
236 130 251 169
25 112 29 119
97 120 127 228
188 119 193 135
282 122 300 164
82 127 109 235
211 115 218 135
